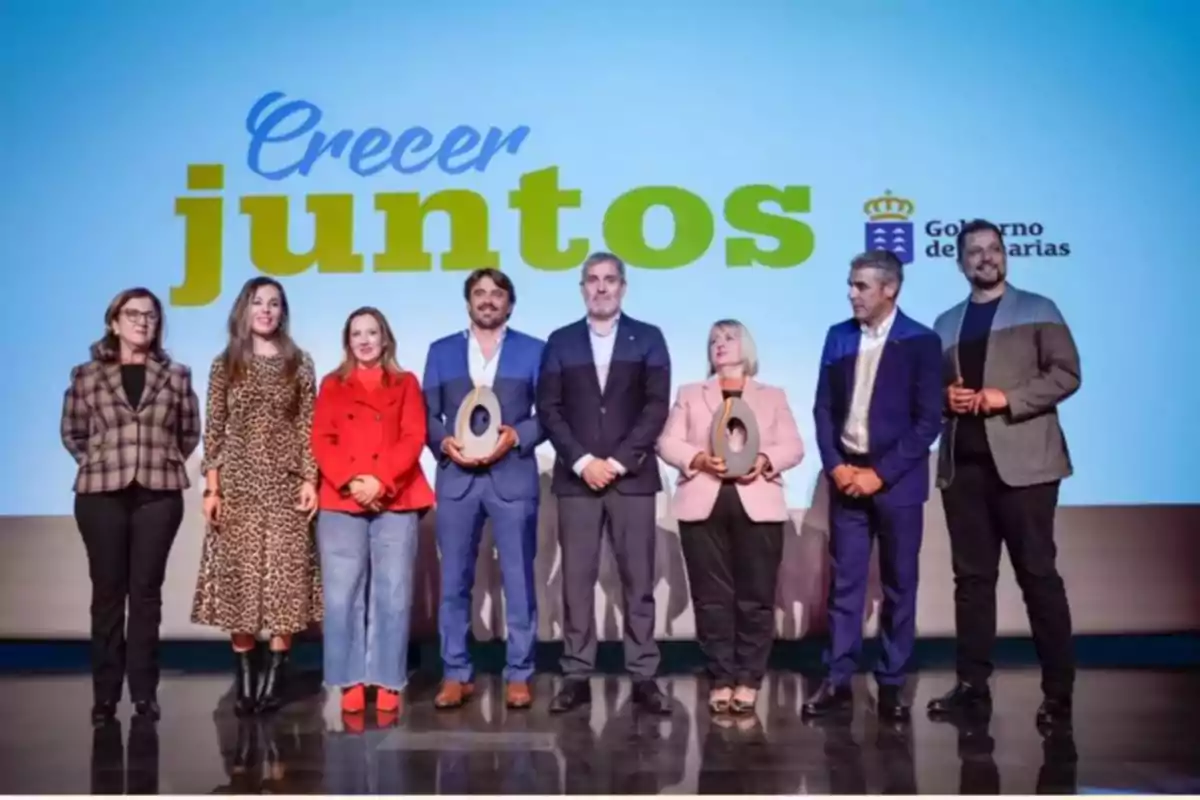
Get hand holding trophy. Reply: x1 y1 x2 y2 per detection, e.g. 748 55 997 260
454 385 503 461
708 396 760 479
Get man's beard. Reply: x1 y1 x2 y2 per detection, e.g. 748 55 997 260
471 309 503 329
971 264 1006 290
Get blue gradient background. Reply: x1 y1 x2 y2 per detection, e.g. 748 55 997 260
2 0 1197 515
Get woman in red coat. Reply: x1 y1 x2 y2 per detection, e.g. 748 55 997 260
311 306 434 717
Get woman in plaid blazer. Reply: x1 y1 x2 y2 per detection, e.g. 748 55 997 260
60 287 201 727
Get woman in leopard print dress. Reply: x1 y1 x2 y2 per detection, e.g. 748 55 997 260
191 277 322 716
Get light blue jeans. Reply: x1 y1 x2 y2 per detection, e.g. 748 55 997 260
316 510 419 691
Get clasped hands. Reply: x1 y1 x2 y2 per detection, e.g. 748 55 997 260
947 378 1008 416
830 465 883 498
345 475 383 512
441 425 518 470
689 451 773 484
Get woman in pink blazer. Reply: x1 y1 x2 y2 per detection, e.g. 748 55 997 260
657 319 805 715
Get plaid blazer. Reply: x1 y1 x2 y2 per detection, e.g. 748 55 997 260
60 355 202 494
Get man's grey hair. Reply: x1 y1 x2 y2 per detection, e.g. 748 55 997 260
581 251 626 283
850 249 904 287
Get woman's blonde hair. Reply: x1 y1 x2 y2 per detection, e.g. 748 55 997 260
707 319 759 377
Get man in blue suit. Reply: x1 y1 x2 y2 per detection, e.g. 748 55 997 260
423 268 546 710
804 249 943 722
536 252 672 715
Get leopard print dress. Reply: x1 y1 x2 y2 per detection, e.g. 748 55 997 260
191 352 323 635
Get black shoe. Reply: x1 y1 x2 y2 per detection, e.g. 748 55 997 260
877 685 910 723
91 701 117 727
255 650 288 714
926 681 992 717
1036 696 1072 731
234 649 259 717
133 700 161 721
548 680 591 714
801 680 853 718
632 680 670 715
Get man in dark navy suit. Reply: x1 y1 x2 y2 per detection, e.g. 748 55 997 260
536 252 672 715
804 249 943 722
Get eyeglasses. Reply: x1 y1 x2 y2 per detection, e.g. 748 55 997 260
121 309 160 324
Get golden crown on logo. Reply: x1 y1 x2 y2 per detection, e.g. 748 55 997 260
863 190 915 221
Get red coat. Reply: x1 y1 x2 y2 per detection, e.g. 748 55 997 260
311 369 434 514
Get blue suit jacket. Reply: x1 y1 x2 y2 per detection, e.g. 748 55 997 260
422 328 546 502
536 315 671 496
812 309 943 506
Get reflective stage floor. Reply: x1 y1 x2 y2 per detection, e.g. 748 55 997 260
1 668 1198 794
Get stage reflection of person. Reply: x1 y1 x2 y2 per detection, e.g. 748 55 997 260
697 708 804 795
941 710 1077 794
191 277 323 716
927 219 1080 731
433 683 562 795
213 709 325 795
536 253 673 715
811 713 917 794
805 250 943 722
946 712 1000 794
61 287 200 726
311 307 434 716
656 320 804 715
557 678 689 794
421 268 546 711
90 696 162 794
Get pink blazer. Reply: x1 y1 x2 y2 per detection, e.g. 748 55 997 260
657 378 805 523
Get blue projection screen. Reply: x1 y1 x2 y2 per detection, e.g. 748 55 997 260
1 1 1197 640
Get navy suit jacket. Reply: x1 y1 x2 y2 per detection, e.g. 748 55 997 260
536 315 671 496
812 309 942 506
422 327 546 502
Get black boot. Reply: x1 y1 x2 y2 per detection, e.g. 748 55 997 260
256 650 288 714
234 649 259 717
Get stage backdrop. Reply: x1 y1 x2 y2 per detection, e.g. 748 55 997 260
2 1 1198 641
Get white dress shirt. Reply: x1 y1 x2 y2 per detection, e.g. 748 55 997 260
589 315 618 393
464 326 512 446
840 308 897 455
573 314 627 478
467 325 505 388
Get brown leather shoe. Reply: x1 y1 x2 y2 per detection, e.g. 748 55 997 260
506 682 533 709
434 680 474 709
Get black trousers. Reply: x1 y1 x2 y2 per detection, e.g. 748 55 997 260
74 485 184 704
679 484 783 690
941 457 1075 697
557 492 660 677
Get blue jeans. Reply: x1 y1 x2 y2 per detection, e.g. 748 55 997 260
316 510 419 691
436 475 538 683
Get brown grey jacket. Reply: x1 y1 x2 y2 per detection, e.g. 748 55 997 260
933 285 1081 489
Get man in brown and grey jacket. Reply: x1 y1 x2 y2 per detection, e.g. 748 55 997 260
927 219 1082 731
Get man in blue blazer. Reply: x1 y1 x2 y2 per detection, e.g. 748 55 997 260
422 268 546 710
804 249 943 722
535 252 672 715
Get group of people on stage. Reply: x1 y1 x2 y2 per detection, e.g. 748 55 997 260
61 217 1081 733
